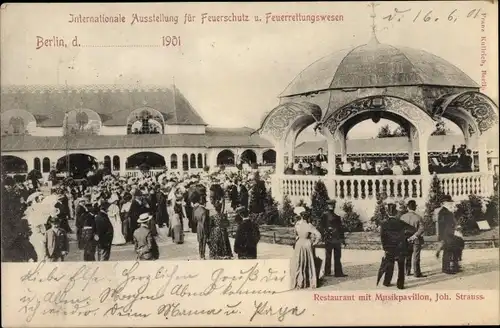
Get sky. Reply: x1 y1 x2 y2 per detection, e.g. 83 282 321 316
1 2 498 140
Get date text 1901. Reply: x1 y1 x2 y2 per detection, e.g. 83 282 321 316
162 36 181 47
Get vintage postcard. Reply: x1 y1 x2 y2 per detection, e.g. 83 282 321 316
1 1 499 326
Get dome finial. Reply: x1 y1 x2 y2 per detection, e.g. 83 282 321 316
368 2 380 44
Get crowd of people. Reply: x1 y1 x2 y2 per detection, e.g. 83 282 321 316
1 167 268 263
2 165 466 291
284 144 476 176
289 195 465 290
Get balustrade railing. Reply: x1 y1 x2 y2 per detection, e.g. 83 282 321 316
276 172 493 205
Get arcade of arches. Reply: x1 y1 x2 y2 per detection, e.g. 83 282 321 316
1 148 273 179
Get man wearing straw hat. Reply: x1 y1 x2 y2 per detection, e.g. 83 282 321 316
134 213 159 261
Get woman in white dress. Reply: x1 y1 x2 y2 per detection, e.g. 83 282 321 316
290 207 322 289
108 193 126 245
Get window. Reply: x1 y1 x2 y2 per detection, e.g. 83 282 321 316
182 154 188 171
197 154 203 168
42 157 51 173
170 154 178 170
190 154 196 169
34 158 41 171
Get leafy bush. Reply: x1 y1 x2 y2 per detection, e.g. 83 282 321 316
311 180 330 227
218 164 226 171
263 193 280 225
341 202 363 232
423 174 446 235
279 195 295 227
454 194 484 235
370 191 388 227
484 174 499 227
203 166 210 172
251 163 258 170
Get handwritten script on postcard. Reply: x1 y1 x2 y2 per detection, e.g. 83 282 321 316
2 260 308 326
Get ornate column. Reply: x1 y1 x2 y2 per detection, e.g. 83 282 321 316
338 127 348 163
275 141 286 175
407 125 418 165
419 129 432 196
477 134 489 173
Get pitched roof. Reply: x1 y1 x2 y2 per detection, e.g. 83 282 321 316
294 135 499 156
1 127 273 152
0 84 206 127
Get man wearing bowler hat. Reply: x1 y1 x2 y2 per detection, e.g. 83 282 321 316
378 203 415 289
400 199 426 277
321 200 347 277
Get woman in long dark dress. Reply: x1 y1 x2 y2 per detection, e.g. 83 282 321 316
208 203 233 260
291 207 321 289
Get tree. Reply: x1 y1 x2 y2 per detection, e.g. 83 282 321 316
454 195 484 235
279 195 295 227
431 118 450 136
341 202 363 232
370 190 388 227
422 173 446 235
376 124 408 138
263 193 280 225
377 124 393 138
484 174 499 227
310 180 330 227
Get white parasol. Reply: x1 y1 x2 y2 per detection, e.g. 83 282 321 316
24 194 59 228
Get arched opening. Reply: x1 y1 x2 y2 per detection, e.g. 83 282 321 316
190 154 196 169
34 158 41 171
262 149 276 164
104 156 111 170
56 154 98 179
1 155 28 173
182 154 189 171
130 119 163 135
1 109 37 136
204 154 207 168
126 152 166 170
170 154 178 170
336 109 421 176
240 149 257 165
112 156 120 171
64 108 102 136
217 149 235 166
127 107 165 135
42 157 51 173
197 154 203 168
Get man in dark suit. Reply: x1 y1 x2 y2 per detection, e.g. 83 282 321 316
192 194 210 259
229 180 239 211
44 217 69 262
321 200 347 277
400 199 426 277
315 148 327 163
234 208 260 259
94 203 114 261
127 190 150 242
379 203 416 289
238 182 249 211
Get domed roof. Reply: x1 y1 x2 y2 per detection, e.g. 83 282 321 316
281 40 479 97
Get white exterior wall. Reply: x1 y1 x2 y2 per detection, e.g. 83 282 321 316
165 125 205 134
26 124 206 136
